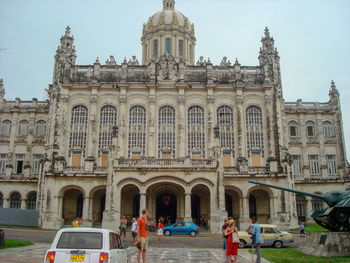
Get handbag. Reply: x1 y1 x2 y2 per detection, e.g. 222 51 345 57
232 231 239 243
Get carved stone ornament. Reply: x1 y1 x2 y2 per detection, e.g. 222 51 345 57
157 54 178 81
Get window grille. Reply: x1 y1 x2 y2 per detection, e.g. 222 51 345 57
246 106 264 153
69 105 88 149
32 154 42 175
326 155 337 176
0 120 11 136
306 121 316 137
179 40 183 58
165 38 172 54
188 106 205 157
27 192 37 210
158 106 175 158
153 39 158 58
292 155 302 177
217 106 234 153
99 105 117 150
0 154 7 174
18 120 29 136
323 121 334 137
128 106 146 157
35 120 46 137
10 193 21 209
308 155 319 176
288 121 299 137
312 198 323 211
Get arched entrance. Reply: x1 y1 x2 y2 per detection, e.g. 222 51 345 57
62 188 84 224
191 184 210 229
249 189 270 223
91 187 106 225
156 193 177 225
296 194 306 222
146 182 184 225
225 187 241 223
121 185 140 220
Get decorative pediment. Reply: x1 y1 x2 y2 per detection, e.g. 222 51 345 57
156 54 178 81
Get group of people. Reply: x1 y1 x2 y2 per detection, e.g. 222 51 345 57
222 217 261 263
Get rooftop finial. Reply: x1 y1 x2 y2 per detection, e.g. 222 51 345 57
65 26 71 36
264 26 270 38
163 0 175 10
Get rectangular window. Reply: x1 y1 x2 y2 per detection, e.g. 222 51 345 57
223 150 232 167
0 154 7 174
308 155 319 176
289 126 297 137
251 150 262 166
72 151 82 167
31 154 42 174
15 154 25 174
292 155 302 177
326 155 337 176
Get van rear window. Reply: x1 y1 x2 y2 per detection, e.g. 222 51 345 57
56 232 103 249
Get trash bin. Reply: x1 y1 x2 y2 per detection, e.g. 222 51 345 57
0 229 4 247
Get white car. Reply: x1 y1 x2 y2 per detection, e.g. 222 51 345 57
44 227 127 263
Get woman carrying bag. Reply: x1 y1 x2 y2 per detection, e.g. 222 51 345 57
224 219 240 263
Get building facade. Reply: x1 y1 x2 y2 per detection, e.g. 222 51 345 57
0 0 349 232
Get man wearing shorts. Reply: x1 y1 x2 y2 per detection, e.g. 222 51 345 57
137 209 148 263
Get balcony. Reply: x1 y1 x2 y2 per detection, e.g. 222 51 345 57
115 158 217 169
223 166 270 177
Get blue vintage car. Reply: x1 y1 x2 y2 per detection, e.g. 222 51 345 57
163 221 199 237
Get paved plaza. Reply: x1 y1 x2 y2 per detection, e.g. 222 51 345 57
0 243 271 263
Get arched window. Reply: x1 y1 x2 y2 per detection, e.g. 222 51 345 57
35 120 46 137
323 121 333 137
158 106 175 158
0 120 12 136
0 192 3 208
99 105 117 149
165 38 172 54
18 120 29 136
10 192 21 209
153 39 159 58
306 121 316 137
178 40 184 58
217 106 234 150
69 105 88 149
246 106 264 166
312 197 323 211
128 106 146 158
27 192 37 210
288 121 299 137
188 106 205 157
69 105 88 166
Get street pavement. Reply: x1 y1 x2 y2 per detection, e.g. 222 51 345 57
0 227 303 262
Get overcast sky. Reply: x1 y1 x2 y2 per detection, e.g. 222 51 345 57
0 0 349 159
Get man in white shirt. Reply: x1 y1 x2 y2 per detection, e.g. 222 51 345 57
131 217 138 245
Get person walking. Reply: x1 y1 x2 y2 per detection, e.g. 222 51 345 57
157 218 164 243
249 217 261 263
120 215 128 241
137 209 149 263
131 217 138 245
224 219 240 263
221 218 228 250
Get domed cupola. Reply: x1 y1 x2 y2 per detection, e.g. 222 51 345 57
141 0 196 65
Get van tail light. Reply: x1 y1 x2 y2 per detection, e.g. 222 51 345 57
45 251 55 263
99 252 109 263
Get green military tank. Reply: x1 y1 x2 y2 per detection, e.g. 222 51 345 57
248 180 350 231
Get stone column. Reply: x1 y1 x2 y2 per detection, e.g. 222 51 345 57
177 85 186 158
83 196 92 227
139 193 146 217
184 193 192 221
3 198 9 208
148 85 156 157
87 89 98 158
207 85 215 157
306 197 313 222
21 198 26 209
118 85 128 158
273 196 279 220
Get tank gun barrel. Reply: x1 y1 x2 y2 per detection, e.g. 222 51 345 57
248 180 332 206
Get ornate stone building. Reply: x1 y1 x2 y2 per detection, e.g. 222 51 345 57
0 0 349 232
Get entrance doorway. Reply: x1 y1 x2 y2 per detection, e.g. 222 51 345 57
156 193 177 225
191 195 200 225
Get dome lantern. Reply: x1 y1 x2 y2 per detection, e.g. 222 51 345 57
141 0 196 66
